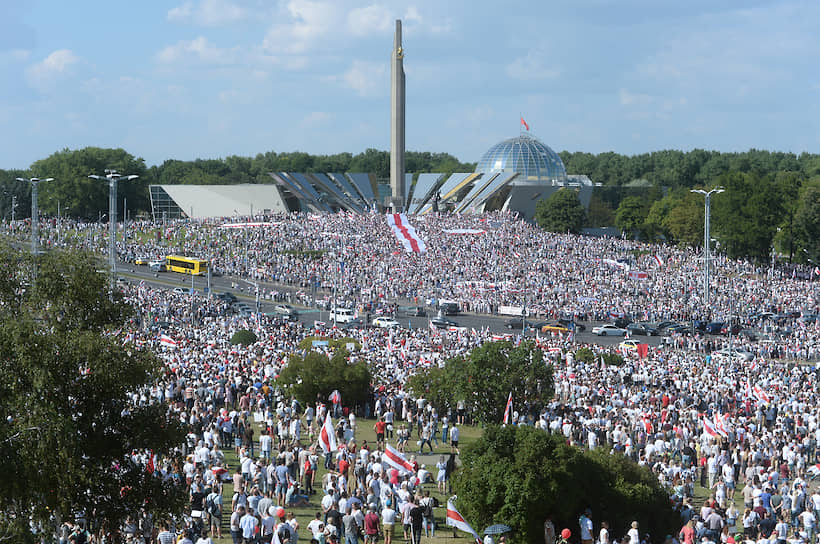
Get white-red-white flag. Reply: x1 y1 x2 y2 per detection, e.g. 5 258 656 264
653 254 664 267
446 498 482 543
386 213 426 254
753 385 770 404
319 413 337 454
701 417 720 438
382 443 415 474
502 392 512 425
159 334 177 348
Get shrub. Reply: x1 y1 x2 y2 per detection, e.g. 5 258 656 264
575 347 595 364
230 329 257 346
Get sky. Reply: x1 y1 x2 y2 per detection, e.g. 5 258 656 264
1 0 819 169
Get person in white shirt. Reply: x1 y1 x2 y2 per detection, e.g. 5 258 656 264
599 521 610 544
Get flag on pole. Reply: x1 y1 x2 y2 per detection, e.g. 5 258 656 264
753 385 770 404
502 392 513 425
446 498 482 543
319 413 337 453
382 443 415 474
653 254 664 267
159 334 177 348
146 450 157 474
520 117 529 131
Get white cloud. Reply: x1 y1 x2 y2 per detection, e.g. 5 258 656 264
25 49 80 92
167 0 247 26
348 4 393 36
505 48 560 81
263 0 341 55
404 6 422 24
341 60 386 97
156 36 238 65
302 111 333 125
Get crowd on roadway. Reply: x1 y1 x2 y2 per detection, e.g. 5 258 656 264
7 211 819 544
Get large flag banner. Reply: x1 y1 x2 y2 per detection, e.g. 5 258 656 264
319 413 337 453
383 443 415 474
502 392 512 425
386 213 426 254
446 498 482 543
701 417 720 438
753 385 770 404
159 334 177 348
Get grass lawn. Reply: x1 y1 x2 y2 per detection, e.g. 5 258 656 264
207 417 485 544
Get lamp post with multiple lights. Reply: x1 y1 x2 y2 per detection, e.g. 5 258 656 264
89 170 139 298
15 177 54 255
690 187 724 306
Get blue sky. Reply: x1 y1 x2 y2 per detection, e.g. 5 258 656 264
1 0 819 169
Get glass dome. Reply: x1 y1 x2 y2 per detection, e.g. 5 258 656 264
475 133 567 181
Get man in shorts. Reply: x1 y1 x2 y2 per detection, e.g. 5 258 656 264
450 425 459 454
374 418 386 450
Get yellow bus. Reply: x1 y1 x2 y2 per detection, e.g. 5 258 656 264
165 255 208 276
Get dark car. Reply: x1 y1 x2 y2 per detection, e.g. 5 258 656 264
217 292 238 303
665 323 691 335
613 317 632 329
557 318 586 332
704 322 725 334
720 323 743 335
505 318 539 330
430 316 459 329
438 302 460 315
655 321 677 332
405 306 427 317
626 322 658 336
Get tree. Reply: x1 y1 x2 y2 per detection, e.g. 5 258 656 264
29 147 150 220
231 329 258 346
794 184 820 262
615 196 649 238
278 349 372 410
663 191 704 247
406 340 552 425
534 189 587 233
454 426 679 544
0 247 186 542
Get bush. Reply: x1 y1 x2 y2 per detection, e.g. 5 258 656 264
602 352 625 366
230 329 258 346
575 347 595 364
454 426 679 543
278 350 371 408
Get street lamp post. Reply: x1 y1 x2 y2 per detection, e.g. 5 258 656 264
691 187 724 306
16 177 54 255
89 170 139 298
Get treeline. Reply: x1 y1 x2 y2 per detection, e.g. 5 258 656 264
0 146 818 262
0 147 474 220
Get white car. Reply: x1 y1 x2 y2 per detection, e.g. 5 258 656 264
592 324 627 336
619 339 640 351
712 348 755 362
372 316 400 328
172 287 185 295
329 307 355 323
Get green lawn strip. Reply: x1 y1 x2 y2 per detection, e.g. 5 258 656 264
209 417 483 543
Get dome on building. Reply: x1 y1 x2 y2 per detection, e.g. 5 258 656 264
475 133 567 181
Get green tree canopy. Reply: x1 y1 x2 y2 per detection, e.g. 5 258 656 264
454 426 679 544
0 246 186 542
615 196 649 237
278 349 372 410
406 340 552 425
534 189 587 233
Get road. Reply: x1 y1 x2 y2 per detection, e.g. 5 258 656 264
118 264 665 349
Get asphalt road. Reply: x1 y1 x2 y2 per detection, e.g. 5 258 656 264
118 264 664 349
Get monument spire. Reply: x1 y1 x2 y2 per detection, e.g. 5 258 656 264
389 19 405 212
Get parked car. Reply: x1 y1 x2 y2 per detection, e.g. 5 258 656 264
372 316 401 328
557 318 586 331
329 307 356 323
273 304 300 321
405 306 427 317
619 339 641 352
612 317 632 328
592 324 627 336
626 322 658 336
172 287 185 295
720 323 743 335
712 347 755 362
505 318 539 330
664 323 691 335
704 322 725 334
430 316 459 329
217 292 238 303
437 301 460 315
541 323 570 334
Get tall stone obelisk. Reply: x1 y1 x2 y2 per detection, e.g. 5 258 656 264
389 19 405 212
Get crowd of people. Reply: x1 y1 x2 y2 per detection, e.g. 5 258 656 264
6 211 819 544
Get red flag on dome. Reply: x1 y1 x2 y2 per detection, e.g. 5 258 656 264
520 117 529 131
